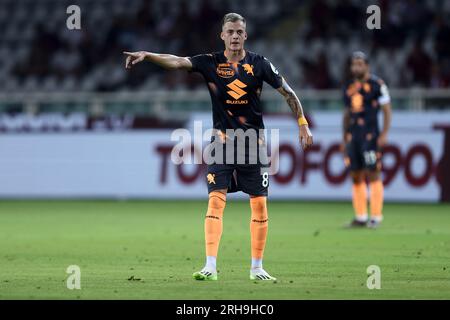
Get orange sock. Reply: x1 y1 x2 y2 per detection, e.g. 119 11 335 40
352 182 368 221
250 196 268 259
205 191 226 257
370 180 384 221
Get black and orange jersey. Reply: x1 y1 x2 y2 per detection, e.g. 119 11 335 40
343 74 391 137
189 51 283 132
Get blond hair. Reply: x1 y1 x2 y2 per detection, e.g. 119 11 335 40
222 13 246 28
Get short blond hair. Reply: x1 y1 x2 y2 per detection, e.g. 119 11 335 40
221 13 246 28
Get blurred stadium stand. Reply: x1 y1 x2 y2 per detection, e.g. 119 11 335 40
2 0 450 90
0 0 450 117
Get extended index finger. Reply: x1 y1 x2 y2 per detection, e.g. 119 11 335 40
123 51 136 56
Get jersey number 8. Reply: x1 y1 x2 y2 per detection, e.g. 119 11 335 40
262 172 269 187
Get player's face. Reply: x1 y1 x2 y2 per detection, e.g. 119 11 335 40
221 21 247 52
350 58 369 79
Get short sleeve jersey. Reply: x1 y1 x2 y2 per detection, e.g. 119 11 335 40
343 74 391 136
189 51 283 132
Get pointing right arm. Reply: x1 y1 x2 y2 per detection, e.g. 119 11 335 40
123 51 193 71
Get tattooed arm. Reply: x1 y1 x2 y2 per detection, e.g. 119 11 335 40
277 78 313 150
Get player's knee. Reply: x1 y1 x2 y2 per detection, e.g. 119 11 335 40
368 170 381 182
250 196 267 219
208 191 226 213
351 172 364 184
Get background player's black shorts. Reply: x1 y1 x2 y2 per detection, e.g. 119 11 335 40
345 133 382 172
206 164 269 196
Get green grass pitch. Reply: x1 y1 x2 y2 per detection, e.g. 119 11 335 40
1 200 449 299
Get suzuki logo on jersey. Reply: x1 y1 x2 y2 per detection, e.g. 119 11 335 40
227 79 247 99
226 79 248 104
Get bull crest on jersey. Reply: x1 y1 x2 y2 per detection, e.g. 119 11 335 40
207 173 216 184
242 64 254 76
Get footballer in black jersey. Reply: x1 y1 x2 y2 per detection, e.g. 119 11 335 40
188 50 284 133
124 13 313 282
342 51 392 229
188 50 287 196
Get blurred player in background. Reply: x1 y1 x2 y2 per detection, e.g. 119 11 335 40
124 13 313 280
342 51 392 229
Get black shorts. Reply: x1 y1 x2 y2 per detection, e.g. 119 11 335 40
345 133 382 172
206 164 269 196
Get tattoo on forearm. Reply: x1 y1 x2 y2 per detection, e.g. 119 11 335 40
280 83 303 119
